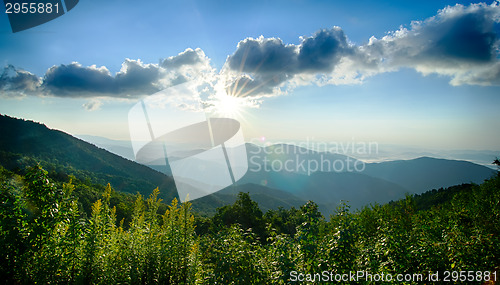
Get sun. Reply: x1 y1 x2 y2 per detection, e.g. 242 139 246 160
214 93 244 117
208 74 260 119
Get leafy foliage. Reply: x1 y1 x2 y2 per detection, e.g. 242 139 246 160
1 164 499 284
0 165 197 284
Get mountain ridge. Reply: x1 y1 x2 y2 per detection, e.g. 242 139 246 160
363 156 495 194
0 114 177 200
1 114 496 214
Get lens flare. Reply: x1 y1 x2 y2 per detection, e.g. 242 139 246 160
214 92 244 117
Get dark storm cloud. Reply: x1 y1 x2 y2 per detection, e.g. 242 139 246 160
0 65 41 95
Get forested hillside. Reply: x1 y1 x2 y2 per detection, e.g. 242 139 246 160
1 163 499 284
0 114 177 200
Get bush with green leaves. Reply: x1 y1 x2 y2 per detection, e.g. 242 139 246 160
1 164 499 284
0 165 199 284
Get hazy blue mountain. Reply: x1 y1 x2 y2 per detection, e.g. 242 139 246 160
238 144 495 210
240 143 410 209
239 168 409 210
351 144 500 169
436 149 500 169
73 137 495 211
363 157 496 194
246 143 362 175
297 171 410 210
75 134 136 161
9 116 494 214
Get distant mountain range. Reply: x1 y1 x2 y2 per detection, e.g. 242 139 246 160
237 143 495 210
0 114 496 215
79 135 500 170
363 157 495 194
78 129 496 212
351 144 500 169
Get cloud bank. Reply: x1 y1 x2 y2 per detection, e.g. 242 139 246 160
223 27 357 97
1 2 499 108
1 48 214 99
224 2 500 97
363 2 500 85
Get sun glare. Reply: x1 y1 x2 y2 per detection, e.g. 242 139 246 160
209 64 265 119
214 93 243 117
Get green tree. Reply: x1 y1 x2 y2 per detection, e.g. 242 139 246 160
321 202 357 273
212 192 266 241
0 168 25 283
295 201 324 273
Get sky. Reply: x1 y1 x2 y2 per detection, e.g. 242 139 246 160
1 0 500 153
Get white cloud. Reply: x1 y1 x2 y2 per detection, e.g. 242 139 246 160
42 48 215 99
3 2 500 108
222 2 500 97
0 65 41 97
362 2 500 84
82 99 103 111
223 27 356 97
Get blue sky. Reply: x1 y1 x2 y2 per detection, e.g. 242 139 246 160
1 0 500 152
